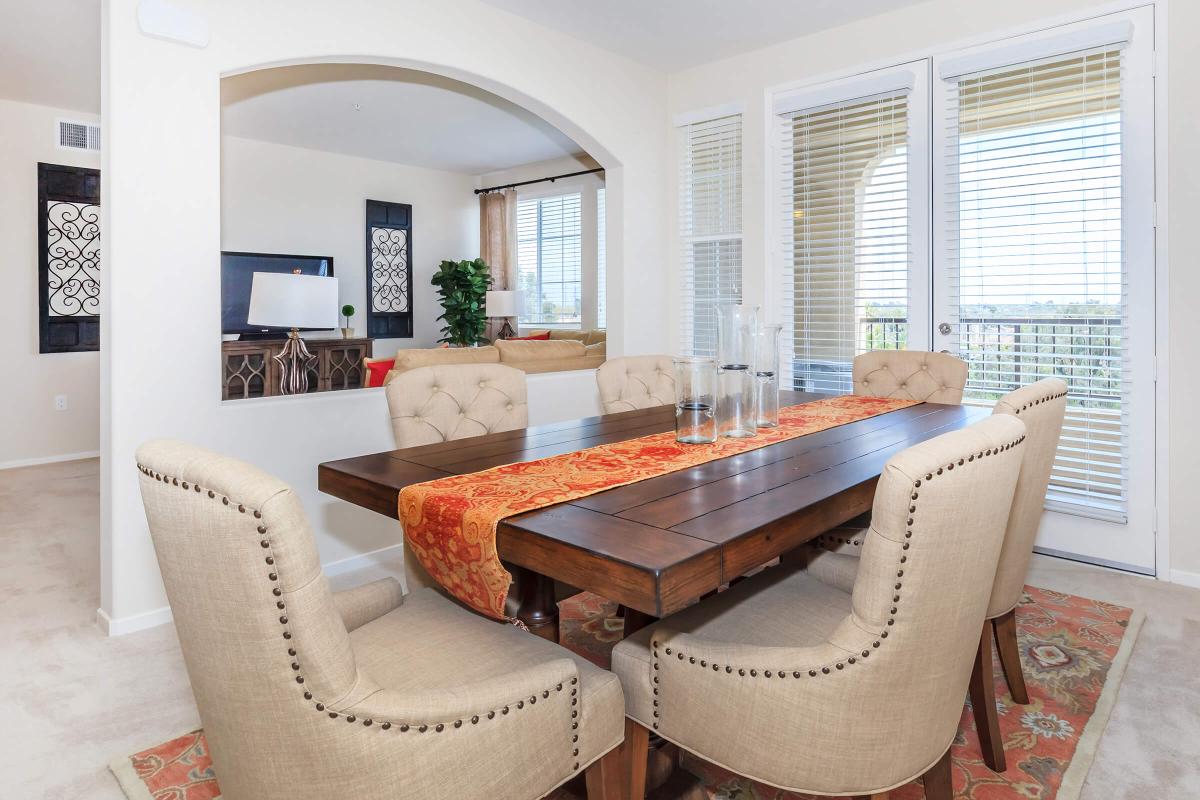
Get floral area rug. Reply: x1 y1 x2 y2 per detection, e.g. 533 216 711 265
111 586 1140 800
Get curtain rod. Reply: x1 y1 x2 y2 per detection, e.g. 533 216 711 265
475 167 604 195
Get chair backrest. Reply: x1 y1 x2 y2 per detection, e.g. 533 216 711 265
385 363 528 448
844 414 1025 785
852 350 967 404
988 378 1068 617
135 440 359 798
596 355 675 413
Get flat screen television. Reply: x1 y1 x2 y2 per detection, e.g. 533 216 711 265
221 251 334 337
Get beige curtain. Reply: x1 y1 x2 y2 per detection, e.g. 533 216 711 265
480 189 519 339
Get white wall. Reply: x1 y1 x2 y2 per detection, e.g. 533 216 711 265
666 0 1199 579
0 99 101 468
221 135 478 353
101 0 669 629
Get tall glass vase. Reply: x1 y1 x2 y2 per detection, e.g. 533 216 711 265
716 304 758 438
754 324 782 428
672 357 718 444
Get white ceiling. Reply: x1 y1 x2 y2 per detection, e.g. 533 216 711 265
221 64 586 175
479 0 928 71
0 0 100 112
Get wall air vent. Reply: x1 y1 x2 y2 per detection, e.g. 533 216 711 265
58 120 101 151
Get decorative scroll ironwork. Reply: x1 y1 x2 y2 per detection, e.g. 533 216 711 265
365 199 414 339
370 226 410 313
39 162 100 353
45 200 101 317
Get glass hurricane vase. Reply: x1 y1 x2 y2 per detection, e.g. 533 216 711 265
716 304 759 438
754 324 782 427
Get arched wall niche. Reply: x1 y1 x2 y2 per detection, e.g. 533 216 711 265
101 0 669 630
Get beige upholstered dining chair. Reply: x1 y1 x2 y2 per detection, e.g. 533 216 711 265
805 377 1068 772
596 355 675 414
823 350 970 538
135 440 625 800
385 363 528 448
613 414 1027 799
853 350 968 405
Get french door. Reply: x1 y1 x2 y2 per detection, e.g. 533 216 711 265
773 8 1157 572
774 62 931 394
931 8 1156 572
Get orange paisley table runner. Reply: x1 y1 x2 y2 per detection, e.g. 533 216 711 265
398 395 918 621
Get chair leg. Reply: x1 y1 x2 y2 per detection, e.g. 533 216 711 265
992 610 1029 704
968 623 1007 772
584 744 625 800
623 718 651 800
922 748 954 800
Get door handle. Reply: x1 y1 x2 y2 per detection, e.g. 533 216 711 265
937 322 952 335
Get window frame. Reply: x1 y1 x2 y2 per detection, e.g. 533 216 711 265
676 111 745 359
516 189 585 330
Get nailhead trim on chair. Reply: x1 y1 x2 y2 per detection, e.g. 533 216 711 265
135 463 581 770
814 534 862 550
1013 389 1068 415
647 432 1027 732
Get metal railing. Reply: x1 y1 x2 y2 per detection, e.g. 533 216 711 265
791 315 1123 407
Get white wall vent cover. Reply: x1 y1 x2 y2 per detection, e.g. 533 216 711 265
58 120 101 151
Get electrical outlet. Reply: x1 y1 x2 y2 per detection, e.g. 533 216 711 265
54 395 68 412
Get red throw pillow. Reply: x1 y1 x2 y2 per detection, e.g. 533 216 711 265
508 331 551 340
365 359 396 388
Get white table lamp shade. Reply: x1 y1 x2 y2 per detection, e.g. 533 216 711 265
486 290 522 317
247 272 339 329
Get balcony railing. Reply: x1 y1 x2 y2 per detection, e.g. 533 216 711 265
792 315 1123 407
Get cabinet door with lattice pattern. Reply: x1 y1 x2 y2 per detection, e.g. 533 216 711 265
325 342 369 391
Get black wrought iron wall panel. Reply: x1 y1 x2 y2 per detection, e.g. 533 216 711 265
38 163 101 353
46 200 101 317
370 226 410 313
365 199 414 339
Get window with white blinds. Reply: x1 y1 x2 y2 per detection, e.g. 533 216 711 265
679 114 742 357
596 187 607 329
778 91 911 393
517 193 583 327
944 48 1127 519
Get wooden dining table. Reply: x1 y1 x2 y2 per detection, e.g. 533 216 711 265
318 390 987 642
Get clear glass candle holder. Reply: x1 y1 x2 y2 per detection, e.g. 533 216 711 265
716 304 759 438
672 357 718 444
754 324 782 428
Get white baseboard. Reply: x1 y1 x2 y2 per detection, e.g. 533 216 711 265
321 542 405 578
1168 569 1200 589
0 450 100 471
98 543 406 636
96 605 174 636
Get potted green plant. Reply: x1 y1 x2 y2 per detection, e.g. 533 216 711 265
340 304 356 339
431 258 493 346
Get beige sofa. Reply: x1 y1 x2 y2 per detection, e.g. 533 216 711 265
382 330 606 383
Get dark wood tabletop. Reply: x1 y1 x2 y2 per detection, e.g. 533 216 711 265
318 390 987 640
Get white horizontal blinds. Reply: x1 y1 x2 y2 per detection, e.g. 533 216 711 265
516 193 583 327
780 90 910 393
946 47 1127 519
679 114 742 357
596 187 607 329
